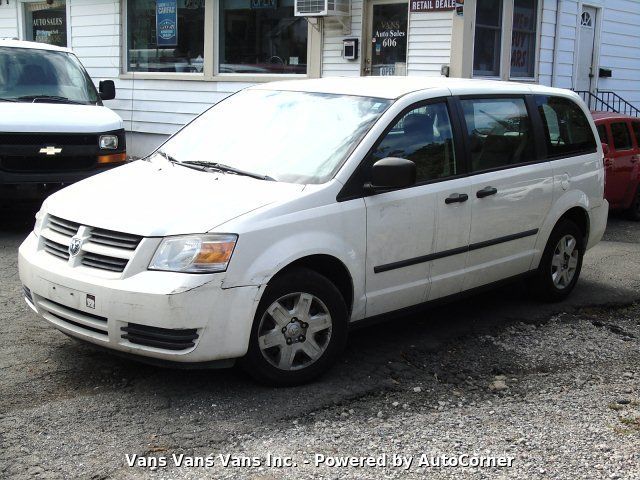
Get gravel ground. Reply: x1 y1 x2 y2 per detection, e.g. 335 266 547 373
0 207 639 480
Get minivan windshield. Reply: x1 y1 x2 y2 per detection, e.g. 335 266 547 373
157 89 392 184
0 47 100 105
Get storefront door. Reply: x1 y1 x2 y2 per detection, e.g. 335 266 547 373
23 1 68 47
363 0 408 76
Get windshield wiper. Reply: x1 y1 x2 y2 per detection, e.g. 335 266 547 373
182 161 275 181
0 98 17 102
156 151 207 171
16 95 85 105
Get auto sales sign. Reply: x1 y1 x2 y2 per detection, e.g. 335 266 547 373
156 0 178 46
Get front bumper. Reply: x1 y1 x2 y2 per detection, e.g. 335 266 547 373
18 233 261 363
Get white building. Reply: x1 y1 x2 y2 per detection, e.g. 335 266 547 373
1 0 639 156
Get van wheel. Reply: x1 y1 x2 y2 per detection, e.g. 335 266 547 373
530 220 585 302
626 187 640 221
240 268 348 386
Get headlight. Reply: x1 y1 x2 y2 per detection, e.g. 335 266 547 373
33 210 45 237
99 134 118 150
148 234 238 273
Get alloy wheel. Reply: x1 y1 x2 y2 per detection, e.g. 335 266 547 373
551 234 579 289
257 292 332 371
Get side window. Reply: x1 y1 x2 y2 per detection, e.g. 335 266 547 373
633 122 640 147
611 122 632 151
460 97 535 172
371 102 457 183
596 124 608 145
536 96 597 158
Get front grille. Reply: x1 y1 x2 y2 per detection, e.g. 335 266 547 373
81 252 128 272
41 215 141 274
0 155 96 172
39 298 108 337
43 238 70 261
48 215 80 237
121 323 199 351
89 228 142 250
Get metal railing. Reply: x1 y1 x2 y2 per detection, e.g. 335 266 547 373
574 90 640 117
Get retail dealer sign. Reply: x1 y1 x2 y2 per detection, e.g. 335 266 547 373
156 0 178 46
410 0 455 12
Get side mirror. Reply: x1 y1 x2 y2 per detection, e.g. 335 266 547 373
99 80 116 101
365 157 416 193
602 142 610 156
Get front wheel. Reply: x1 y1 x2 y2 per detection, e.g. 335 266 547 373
530 219 585 302
240 268 348 386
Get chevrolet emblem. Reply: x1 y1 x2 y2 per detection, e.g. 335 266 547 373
39 146 62 155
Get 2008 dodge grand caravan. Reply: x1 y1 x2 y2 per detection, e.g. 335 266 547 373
18 77 608 386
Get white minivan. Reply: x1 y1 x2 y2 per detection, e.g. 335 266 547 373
18 77 608 385
0 39 125 204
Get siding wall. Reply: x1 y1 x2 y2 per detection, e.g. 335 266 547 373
406 10 452 76
0 3 18 38
597 0 640 109
537 0 578 89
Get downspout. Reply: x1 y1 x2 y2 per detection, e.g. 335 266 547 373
550 0 562 87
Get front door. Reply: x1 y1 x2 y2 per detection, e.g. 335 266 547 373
363 0 408 76
575 6 598 92
363 100 471 316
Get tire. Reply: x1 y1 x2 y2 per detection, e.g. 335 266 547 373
240 267 348 386
530 219 585 302
625 187 640 221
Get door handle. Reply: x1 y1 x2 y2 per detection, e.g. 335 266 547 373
476 186 498 198
604 158 614 168
445 193 469 204
631 155 639 164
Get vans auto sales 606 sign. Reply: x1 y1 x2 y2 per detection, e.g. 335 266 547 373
410 0 455 12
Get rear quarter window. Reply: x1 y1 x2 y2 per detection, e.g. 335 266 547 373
535 96 597 158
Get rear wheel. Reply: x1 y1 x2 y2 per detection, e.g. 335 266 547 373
530 219 585 302
625 187 640 221
240 268 348 386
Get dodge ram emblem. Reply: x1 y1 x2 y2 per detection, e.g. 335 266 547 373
39 146 62 156
69 237 82 257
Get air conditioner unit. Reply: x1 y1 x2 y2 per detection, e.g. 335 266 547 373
295 0 349 17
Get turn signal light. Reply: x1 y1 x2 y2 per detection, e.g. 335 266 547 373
97 153 127 164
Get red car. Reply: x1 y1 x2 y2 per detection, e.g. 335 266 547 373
592 112 640 220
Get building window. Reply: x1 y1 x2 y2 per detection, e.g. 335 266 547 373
580 11 593 27
219 0 308 74
473 0 503 77
510 0 537 78
127 0 205 73
24 1 67 47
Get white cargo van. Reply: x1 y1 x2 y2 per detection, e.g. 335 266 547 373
18 77 608 386
0 39 125 203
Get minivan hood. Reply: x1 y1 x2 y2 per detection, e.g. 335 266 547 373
0 103 122 133
44 159 306 236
